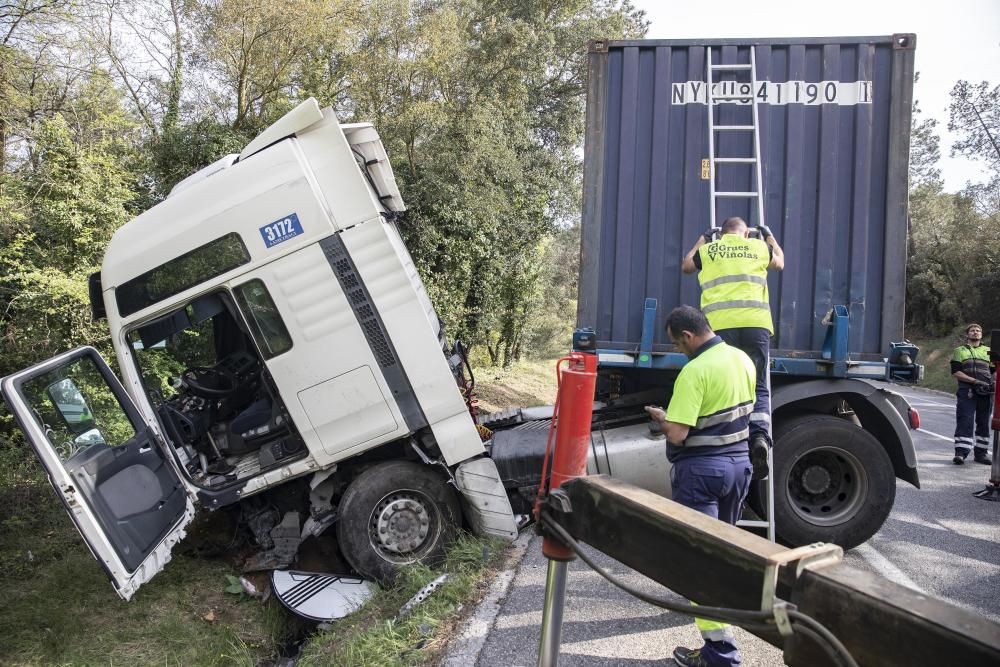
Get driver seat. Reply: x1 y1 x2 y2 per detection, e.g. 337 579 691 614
228 397 289 453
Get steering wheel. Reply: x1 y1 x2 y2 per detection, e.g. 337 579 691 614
182 366 239 398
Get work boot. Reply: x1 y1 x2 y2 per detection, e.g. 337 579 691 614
974 451 993 465
750 435 769 481
672 646 712 667
953 455 965 465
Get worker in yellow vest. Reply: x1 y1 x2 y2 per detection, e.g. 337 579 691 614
951 323 994 465
682 216 784 480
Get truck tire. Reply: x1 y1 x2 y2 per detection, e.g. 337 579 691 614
754 414 895 550
336 460 461 583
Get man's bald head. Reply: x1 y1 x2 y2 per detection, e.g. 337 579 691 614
721 217 748 235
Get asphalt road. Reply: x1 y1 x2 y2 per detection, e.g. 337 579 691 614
448 383 1000 666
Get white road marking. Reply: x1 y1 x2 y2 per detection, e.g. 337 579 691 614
854 543 927 595
917 428 953 442
907 402 952 409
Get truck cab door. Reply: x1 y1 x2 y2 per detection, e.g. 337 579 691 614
0 346 194 600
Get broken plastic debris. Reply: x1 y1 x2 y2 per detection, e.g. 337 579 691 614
240 576 262 598
399 574 449 617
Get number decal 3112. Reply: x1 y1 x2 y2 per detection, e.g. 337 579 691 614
259 213 303 248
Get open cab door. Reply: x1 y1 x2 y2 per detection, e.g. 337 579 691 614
0 347 194 600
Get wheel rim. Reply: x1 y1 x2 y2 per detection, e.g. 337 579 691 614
784 445 868 526
368 489 441 565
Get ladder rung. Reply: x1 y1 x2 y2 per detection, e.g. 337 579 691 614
713 157 757 163
736 520 770 528
714 125 755 131
715 192 760 198
711 64 752 70
711 94 755 101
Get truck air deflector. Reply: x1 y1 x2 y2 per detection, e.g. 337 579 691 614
318 234 426 432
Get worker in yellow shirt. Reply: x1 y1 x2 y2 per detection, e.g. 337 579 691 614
645 305 756 667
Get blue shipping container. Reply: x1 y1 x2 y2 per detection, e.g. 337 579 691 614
577 35 915 358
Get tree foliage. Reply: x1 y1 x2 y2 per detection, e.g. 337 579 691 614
906 79 1000 335
0 0 647 449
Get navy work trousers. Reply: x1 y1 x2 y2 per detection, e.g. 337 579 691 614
671 452 753 667
717 327 771 445
954 386 992 458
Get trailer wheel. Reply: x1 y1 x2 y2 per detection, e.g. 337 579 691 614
337 461 461 583
751 414 895 550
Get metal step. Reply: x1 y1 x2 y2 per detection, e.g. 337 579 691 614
711 63 752 70
712 94 755 101
714 191 760 197
736 520 770 528
714 125 755 131
713 157 757 163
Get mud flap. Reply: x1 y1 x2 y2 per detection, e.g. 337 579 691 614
453 457 517 541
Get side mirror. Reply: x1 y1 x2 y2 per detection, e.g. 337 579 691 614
47 378 97 435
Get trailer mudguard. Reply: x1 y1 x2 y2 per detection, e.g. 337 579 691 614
772 379 919 488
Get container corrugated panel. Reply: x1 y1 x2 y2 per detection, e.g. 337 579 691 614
578 36 915 358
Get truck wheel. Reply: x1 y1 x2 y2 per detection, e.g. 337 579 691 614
753 414 895 550
336 461 461 583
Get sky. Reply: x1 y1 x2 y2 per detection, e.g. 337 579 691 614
631 0 1000 192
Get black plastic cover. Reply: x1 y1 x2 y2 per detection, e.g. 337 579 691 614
88 271 106 320
490 421 551 488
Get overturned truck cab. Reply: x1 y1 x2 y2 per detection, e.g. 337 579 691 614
1 99 516 600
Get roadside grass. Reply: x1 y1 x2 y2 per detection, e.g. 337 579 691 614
473 356 560 414
298 533 505 666
909 334 963 394
0 442 302 666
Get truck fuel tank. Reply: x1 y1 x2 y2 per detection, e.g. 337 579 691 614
489 412 671 508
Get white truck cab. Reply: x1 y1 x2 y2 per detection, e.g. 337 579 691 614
1 99 516 599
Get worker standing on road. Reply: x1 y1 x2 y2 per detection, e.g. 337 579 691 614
645 306 755 667
951 323 994 465
682 216 783 481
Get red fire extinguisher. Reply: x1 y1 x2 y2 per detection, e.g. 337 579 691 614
534 352 598 560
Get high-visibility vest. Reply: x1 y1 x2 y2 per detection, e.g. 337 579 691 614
665 338 756 449
697 234 773 333
952 344 993 384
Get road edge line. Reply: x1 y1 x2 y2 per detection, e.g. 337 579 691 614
855 542 927 595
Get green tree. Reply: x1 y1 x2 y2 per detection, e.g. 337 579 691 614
301 0 644 364
948 80 1000 173
907 81 1000 335
0 79 139 378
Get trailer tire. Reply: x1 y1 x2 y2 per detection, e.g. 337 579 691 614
337 461 461 583
752 414 895 550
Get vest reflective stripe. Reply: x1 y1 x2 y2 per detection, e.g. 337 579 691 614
702 299 771 314
697 235 773 333
696 615 735 641
685 428 750 447
694 402 753 429
700 274 768 290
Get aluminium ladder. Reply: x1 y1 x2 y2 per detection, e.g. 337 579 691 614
705 46 776 542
